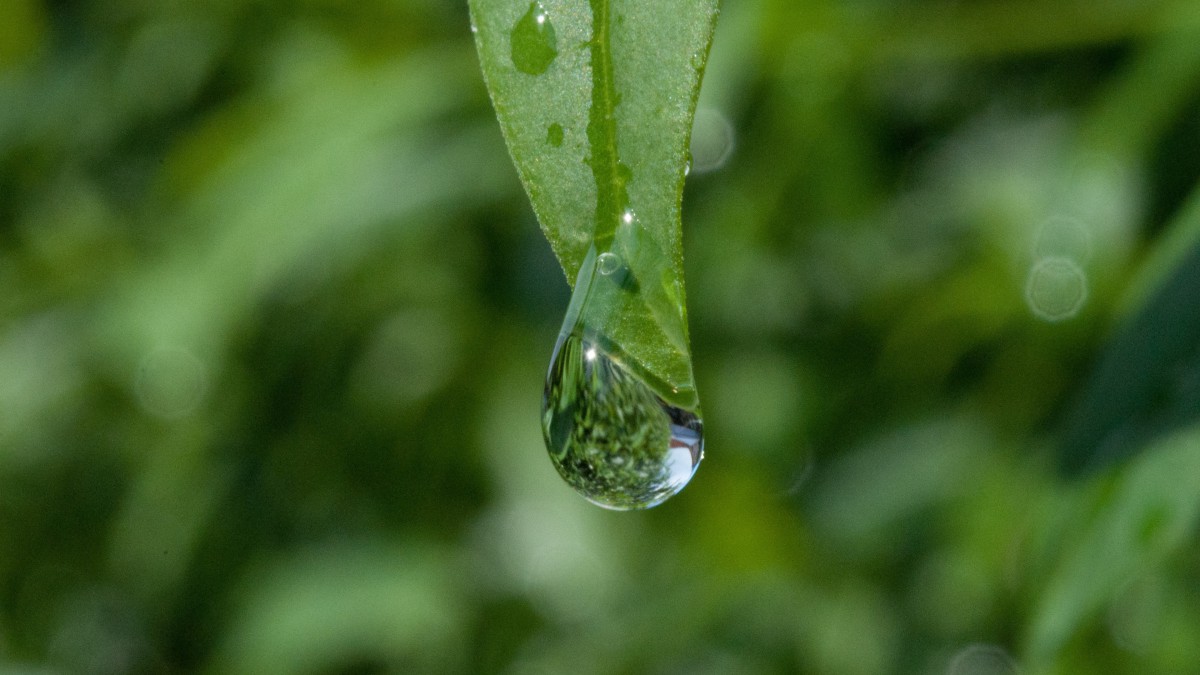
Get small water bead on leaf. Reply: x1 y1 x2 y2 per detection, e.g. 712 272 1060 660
542 333 703 510
546 122 564 147
596 252 621 275
510 1 557 76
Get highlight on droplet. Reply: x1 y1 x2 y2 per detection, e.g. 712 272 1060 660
1025 255 1088 322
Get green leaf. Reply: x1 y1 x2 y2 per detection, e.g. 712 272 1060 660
1057 239 1200 475
469 0 718 404
1054 39 1200 475
1028 424 1200 663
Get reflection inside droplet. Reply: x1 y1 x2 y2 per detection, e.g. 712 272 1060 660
542 333 703 510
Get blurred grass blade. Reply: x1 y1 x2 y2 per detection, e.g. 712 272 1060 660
1054 26 1200 475
1058 240 1200 475
468 0 718 392
1029 425 1200 662
211 545 467 674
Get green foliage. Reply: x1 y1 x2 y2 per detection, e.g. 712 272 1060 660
1030 425 1200 666
1059 242 1200 473
2 0 1200 674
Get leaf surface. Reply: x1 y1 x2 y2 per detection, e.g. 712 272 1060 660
469 0 718 401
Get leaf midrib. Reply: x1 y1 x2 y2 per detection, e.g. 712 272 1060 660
587 0 625 252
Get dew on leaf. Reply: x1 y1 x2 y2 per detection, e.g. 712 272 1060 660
547 122 564 147
596 251 621 275
542 248 703 510
510 2 558 76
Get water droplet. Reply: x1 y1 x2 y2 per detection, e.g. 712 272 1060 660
541 249 703 510
543 334 703 510
596 252 621 275
547 122 564 147
1025 256 1087 322
510 2 557 76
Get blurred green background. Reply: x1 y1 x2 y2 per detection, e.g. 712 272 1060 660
4 0 1200 673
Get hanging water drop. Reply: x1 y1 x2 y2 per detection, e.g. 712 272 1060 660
510 2 558 75
544 335 702 510
542 248 704 510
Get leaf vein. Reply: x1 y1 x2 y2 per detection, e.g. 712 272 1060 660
587 0 626 251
